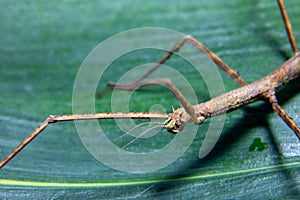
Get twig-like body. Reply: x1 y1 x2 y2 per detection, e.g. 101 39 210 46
167 53 300 134
0 0 299 169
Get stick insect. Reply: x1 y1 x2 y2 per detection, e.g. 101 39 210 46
0 0 299 169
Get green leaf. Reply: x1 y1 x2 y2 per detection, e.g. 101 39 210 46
1 0 300 199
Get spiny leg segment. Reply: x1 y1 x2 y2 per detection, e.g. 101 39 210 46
277 0 298 53
0 112 168 168
98 34 248 124
265 0 300 139
267 92 300 139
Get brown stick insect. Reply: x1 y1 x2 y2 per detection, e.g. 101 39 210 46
0 0 299 169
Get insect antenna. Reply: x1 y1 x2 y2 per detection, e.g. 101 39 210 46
121 124 164 149
113 121 165 142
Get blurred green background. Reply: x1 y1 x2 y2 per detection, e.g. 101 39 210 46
1 0 300 199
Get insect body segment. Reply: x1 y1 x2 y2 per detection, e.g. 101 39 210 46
0 0 299 169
